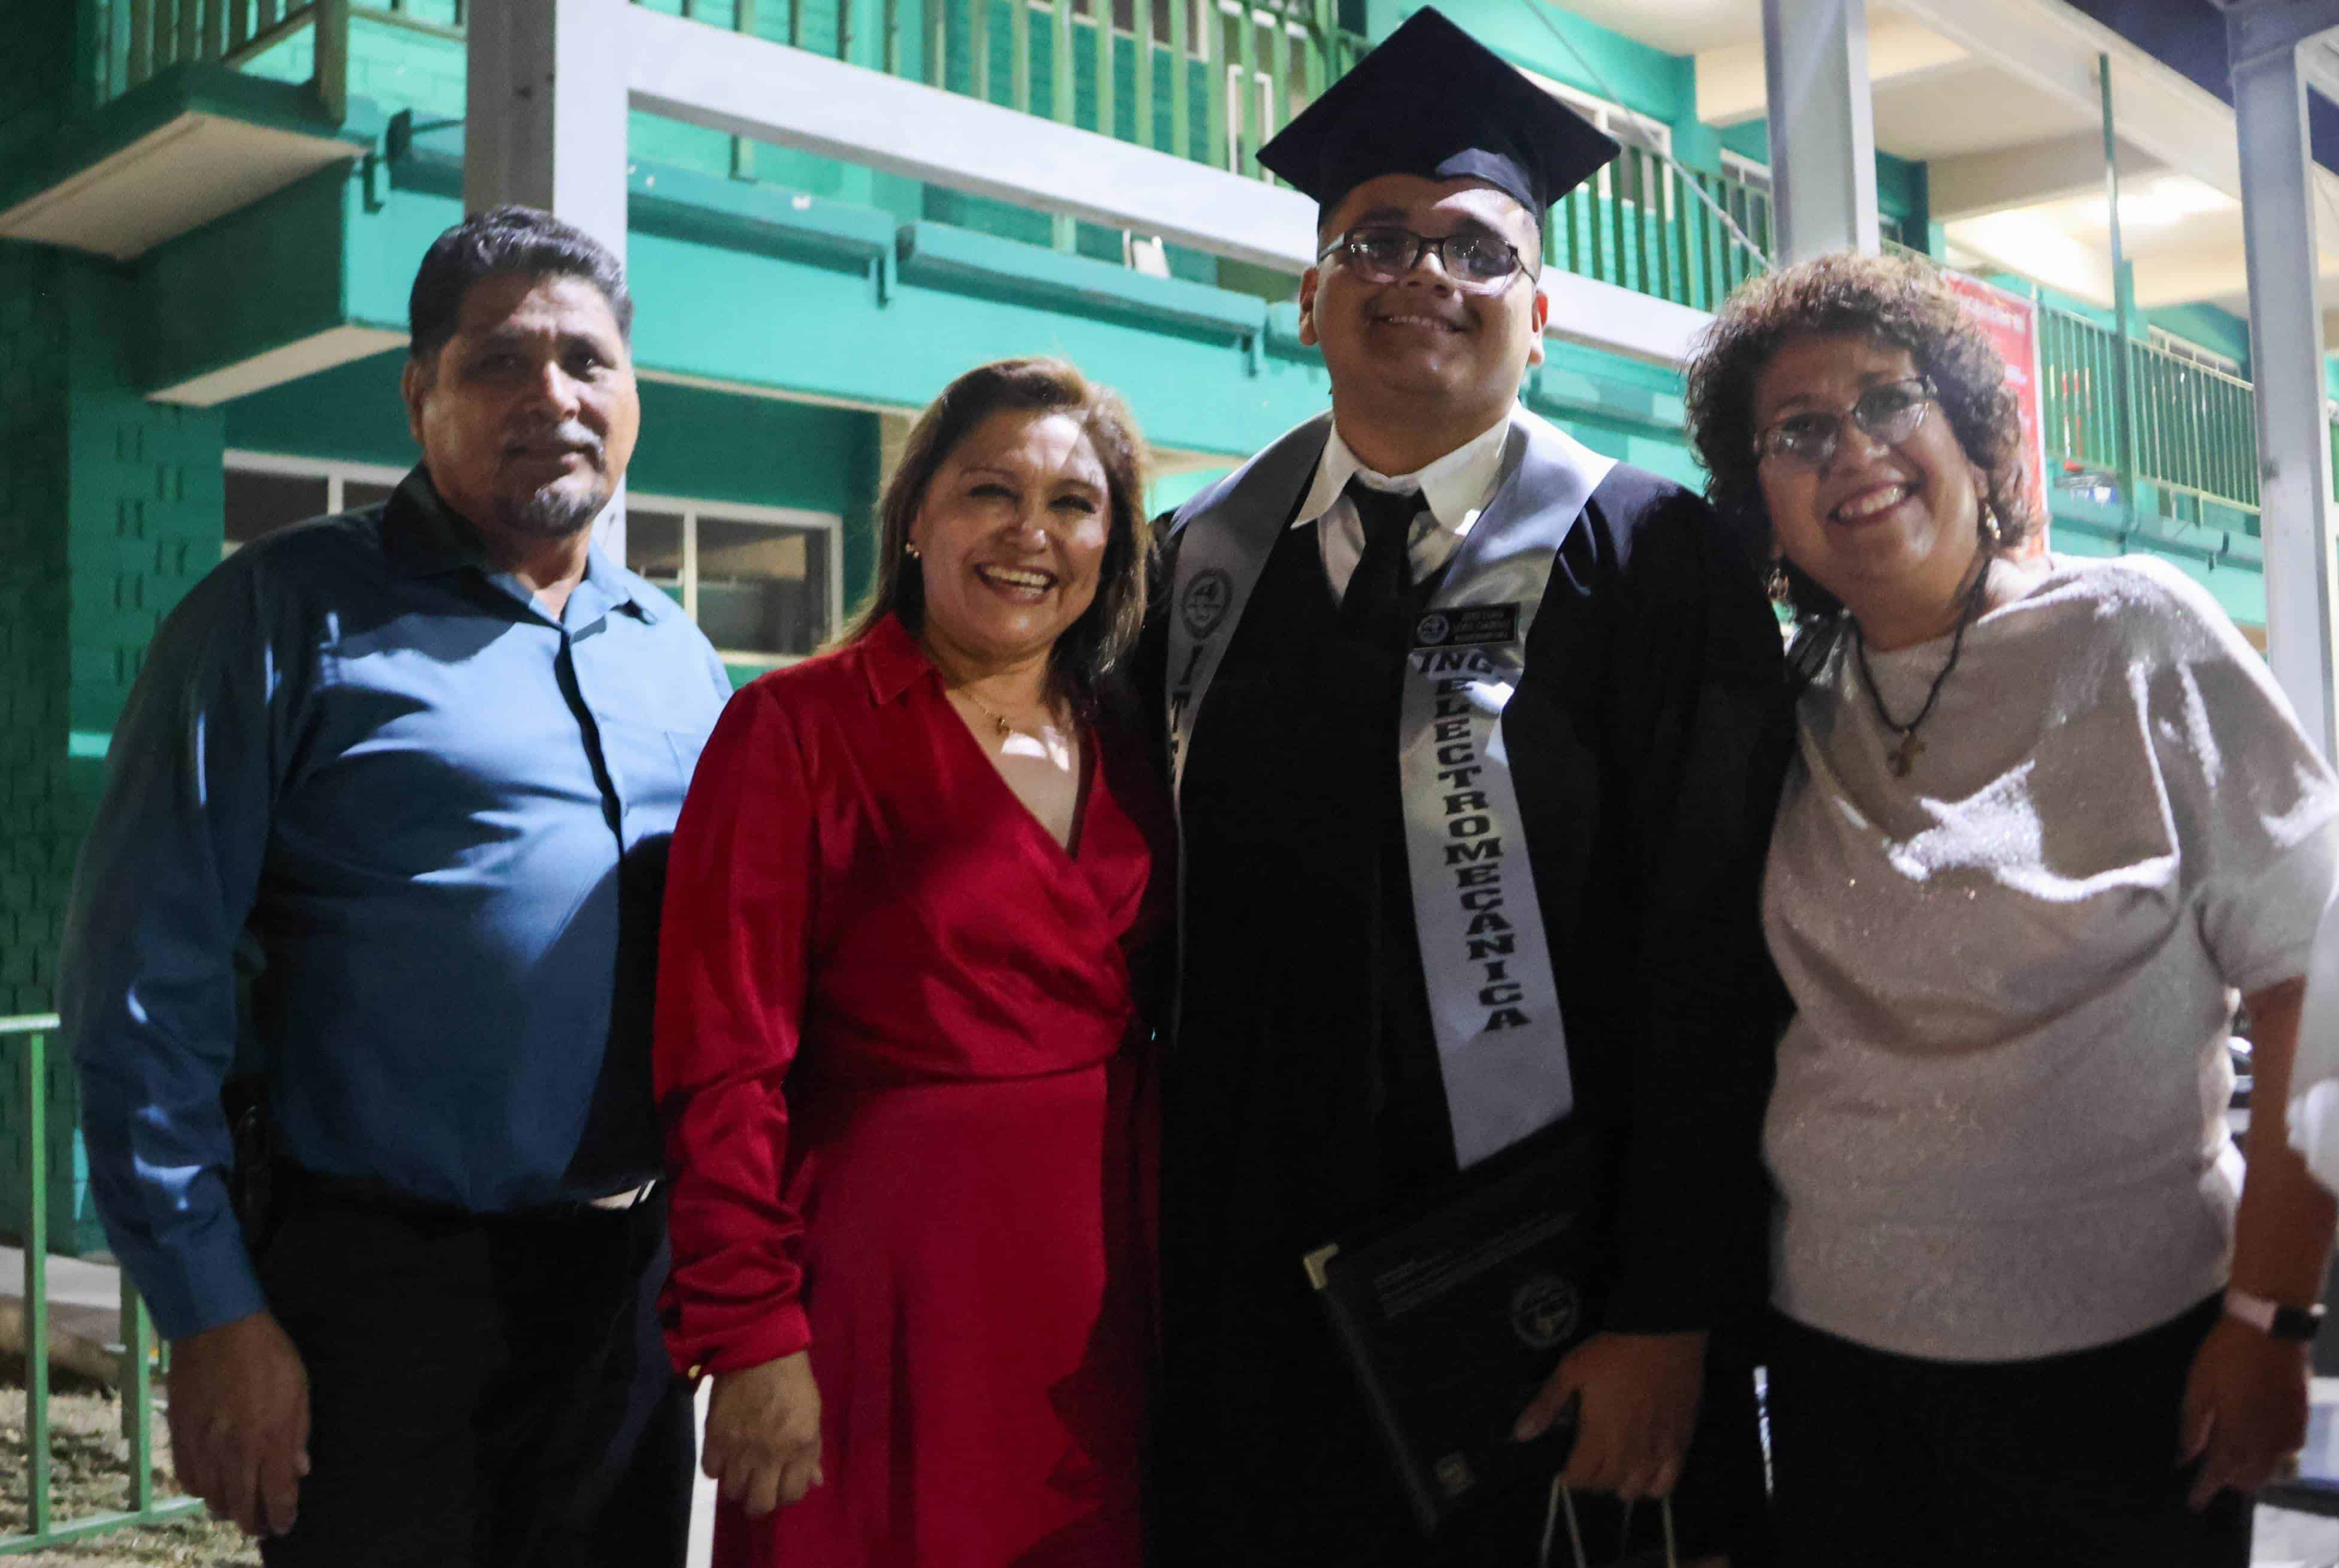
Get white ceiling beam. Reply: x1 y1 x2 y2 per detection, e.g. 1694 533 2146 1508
1879 0 2244 196
2229 3 2339 758
1940 210 2117 306
467 0 631 255
621 4 1318 274
1540 273 1713 365
1696 11 1968 128
2131 246 2256 309
0 113 357 261
1763 0 1883 260
148 324 406 406
1929 131 2164 222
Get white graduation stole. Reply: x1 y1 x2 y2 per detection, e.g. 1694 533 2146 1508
1166 408 1616 1167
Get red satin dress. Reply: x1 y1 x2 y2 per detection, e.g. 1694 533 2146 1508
654 614 1169 1568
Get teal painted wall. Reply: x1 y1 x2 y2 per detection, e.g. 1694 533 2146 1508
223 351 416 469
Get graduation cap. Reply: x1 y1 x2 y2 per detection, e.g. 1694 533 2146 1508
1258 7 1619 222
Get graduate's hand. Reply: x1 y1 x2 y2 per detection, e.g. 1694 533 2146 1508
705 1351 824 1516
2179 1315 2310 1509
1515 1330 1706 1502
167 1310 312 1539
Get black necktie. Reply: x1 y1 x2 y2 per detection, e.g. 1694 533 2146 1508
1340 480 1421 646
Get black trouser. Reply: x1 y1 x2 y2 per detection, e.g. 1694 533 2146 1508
1151 1331 1774 1568
1765 1296 2249 1568
254 1170 695 1568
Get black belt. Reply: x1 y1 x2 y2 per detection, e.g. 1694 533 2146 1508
274 1161 659 1224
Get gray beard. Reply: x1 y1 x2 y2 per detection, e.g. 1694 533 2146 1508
493 483 608 540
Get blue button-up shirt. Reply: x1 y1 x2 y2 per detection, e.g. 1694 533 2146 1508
61 468 733 1339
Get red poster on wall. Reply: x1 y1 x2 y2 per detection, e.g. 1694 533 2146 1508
1940 271 2052 553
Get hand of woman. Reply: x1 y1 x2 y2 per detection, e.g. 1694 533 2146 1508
704 1351 824 1517
1515 1330 1707 1501
2179 1315 2311 1509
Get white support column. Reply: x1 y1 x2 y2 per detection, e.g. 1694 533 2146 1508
1761 0 1881 263
465 0 631 246
2226 0 2339 756
465 0 633 558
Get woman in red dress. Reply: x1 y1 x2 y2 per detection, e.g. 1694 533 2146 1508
654 357 1169 1567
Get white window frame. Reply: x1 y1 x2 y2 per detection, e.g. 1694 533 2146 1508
223 454 845 668
1523 72 1673 218
224 450 411 544
629 492 847 669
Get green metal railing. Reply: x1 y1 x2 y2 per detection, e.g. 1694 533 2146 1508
653 0 1371 178
84 0 1773 309
1545 145 1772 316
638 0 1775 297
1 1016 201 1556
2039 304 2262 515
87 0 350 116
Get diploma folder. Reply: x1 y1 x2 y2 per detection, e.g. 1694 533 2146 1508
1303 1129 1612 1534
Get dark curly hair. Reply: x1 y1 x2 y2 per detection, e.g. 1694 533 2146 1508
839 357 1150 714
1683 251 2038 651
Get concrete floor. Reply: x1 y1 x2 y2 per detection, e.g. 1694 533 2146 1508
9 1245 2339 1565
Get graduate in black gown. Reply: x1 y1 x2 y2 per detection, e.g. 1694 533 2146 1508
1137 12 1789 1564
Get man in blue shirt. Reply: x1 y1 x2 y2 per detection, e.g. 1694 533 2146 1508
60 207 733 1567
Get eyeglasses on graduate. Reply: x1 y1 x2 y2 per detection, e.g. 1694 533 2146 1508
1317 225 1535 293
1754 376 1940 469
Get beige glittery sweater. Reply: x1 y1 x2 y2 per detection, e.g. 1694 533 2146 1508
1764 553 2339 1362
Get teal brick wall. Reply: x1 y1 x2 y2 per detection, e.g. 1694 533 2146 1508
0 0 74 168
0 245 78 1252
0 0 80 1253
0 241 227 1255
65 267 233 748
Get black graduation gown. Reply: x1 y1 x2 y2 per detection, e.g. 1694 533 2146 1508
1137 457 1791 1566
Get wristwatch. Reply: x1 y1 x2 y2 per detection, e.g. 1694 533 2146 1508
2226 1289 2328 1342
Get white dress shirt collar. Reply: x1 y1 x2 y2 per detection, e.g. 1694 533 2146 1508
1293 409 1517 540
1293 408 1519 599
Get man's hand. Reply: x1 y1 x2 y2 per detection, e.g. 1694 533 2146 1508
703 1351 823 1517
167 1311 311 1537
2180 1314 2311 1509
1515 1330 1707 1502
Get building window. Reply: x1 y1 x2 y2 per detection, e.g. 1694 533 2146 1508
223 451 411 555
223 454 841 666
627 495 844 666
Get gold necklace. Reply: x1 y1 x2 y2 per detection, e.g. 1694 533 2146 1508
955 686 1049 741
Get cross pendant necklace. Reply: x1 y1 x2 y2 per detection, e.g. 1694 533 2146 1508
1853 563 1991 783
